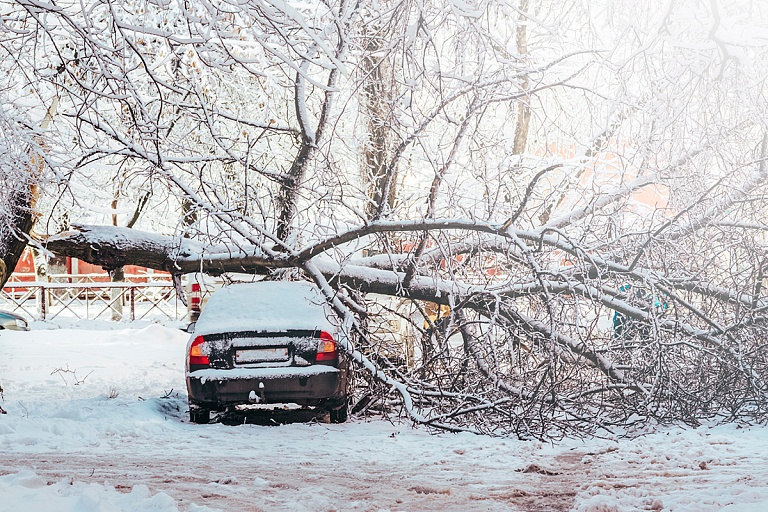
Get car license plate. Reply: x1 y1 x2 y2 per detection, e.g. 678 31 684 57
235 348 289 364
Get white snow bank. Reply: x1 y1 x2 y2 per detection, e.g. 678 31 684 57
193 281 338 336
0 324 187 403
0 325 190 454
0 470 219 512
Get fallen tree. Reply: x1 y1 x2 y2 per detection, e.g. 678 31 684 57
39 193 768 437
6 0 768 438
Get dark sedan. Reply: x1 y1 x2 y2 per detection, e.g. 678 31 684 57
185 281 351 424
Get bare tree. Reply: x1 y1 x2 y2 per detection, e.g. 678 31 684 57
4 0 768 437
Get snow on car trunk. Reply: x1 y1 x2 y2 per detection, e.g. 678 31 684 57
192 282 338 337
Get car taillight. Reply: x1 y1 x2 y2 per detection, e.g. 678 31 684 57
189 336 209 366
190 283 202 321
316 331 338 362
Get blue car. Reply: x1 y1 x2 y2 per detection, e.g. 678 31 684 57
0 310 29 331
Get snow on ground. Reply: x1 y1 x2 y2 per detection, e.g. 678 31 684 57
1 323 768 511
570 425 768 512
0 470 211 512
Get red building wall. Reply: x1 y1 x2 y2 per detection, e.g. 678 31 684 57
10 247 168 282
13 249 35 276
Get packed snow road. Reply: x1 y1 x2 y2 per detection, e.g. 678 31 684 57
1 324 768 511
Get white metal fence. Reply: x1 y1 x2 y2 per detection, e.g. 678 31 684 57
1 274 186 322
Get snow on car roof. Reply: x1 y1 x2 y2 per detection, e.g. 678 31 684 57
193 281 338 336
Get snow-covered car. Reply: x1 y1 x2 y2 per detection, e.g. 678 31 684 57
0 310 29 331
185 281 351 424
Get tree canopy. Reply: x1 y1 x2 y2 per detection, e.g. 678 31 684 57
3 0 768 436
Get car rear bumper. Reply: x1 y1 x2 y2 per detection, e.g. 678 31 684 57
186 365 348 409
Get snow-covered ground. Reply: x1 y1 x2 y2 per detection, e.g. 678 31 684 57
2 323 768 511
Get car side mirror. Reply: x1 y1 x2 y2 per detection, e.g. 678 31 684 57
185 322 196 333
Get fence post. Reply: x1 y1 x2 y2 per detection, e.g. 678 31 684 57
130 286 135 321
39 286 46 320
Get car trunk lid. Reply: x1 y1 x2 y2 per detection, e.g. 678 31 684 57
205 330 323 368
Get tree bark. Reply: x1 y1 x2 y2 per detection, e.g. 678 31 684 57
110 191 150 320
362 27 397 220
512 0 530 156
0 188 35 289
0 98 57 289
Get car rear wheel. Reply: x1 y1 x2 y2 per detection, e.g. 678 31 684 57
329 401 348 424
189 407 210 424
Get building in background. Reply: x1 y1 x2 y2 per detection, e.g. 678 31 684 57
10 247 167 283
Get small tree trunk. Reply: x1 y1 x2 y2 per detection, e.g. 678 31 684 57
31 247 47 281
110 266 125 321
512 0 530 156
31 246 50 309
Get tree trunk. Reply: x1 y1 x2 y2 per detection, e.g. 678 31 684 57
31 247 47 281
0 98 57 289
110 190 150 320
512 0 531 156
111 193 124 320
0 189 35 289
362 31 397 220
110 266 125 321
